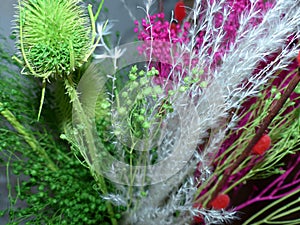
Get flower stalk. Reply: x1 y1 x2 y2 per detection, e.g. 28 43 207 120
243 185 300 225
0 101 58 172
208 63 300 207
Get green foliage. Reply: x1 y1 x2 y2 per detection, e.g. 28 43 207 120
243 188 300 225
195 71 300 205
0 36 120 225
113 66 167 141
1 134 115 225
224 80 299 180
0 40 35 125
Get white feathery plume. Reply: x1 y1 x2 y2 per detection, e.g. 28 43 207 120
91 0 300 224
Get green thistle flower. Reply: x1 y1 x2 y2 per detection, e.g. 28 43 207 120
15 0 92 79
13 0 98 120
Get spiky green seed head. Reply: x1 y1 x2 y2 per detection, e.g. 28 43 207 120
15 0 92 79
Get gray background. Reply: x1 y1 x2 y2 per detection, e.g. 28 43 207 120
0 0 179 49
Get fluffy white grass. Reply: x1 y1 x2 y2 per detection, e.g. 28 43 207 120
92 0 300 224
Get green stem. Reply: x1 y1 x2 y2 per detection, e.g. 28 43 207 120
65 79 117 225
209 69 300 206
0 101 57 172
37 78 46 121
88 4 97 46
243 188 300 225
94 174 118 225
272 206 300 220
94 0 105 22
223 172 252 194
87 2 105 60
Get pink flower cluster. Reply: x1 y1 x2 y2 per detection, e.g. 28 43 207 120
134 13 190 44
213 0 273 39
198 0 274 64
134 1 274 82
134 13 192 85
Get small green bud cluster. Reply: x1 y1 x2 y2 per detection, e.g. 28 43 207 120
259 85 297 109
128 66 159 81
191 67 205 76
171 66 207 95
294 82 300 94
0 125 121 225
114 66 164 139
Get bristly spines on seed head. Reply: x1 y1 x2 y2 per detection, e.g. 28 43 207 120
14 0 93 119
15 0 92 79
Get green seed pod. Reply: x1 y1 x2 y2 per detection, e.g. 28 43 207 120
142 121 150 129
15 0 92 79
137 115 145 122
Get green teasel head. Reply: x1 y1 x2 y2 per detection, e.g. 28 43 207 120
14 0 92 79
13 0 105 120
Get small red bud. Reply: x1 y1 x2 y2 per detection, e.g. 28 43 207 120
170 22 177 32
194 215 204 224
193 202 202 209
297 50 300 67
297 51 300 67
210 194 230 210
193 202 203 223
252 134 271 155
174 1 186 23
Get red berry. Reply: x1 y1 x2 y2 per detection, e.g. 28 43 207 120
193 202 202 209
297 50 300 67
210 194 230 210
194 215 204 224
170 22 177 32
174 1 186 23
252 134 271 155
193 202 203 224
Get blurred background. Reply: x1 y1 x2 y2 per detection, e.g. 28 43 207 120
0 0 184 48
